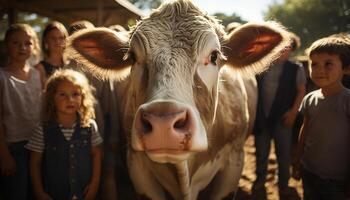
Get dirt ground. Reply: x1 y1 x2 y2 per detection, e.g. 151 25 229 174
236 135 303 200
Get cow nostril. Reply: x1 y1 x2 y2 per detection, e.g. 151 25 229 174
173 113 188 129
141 115 153 133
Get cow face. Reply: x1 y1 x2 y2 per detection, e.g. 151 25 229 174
125 6 227 164
66 0 290 164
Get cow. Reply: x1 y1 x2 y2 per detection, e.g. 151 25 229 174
65 0 291 199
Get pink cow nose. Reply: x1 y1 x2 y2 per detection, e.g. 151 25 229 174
134 102 194 152
141 110 188 133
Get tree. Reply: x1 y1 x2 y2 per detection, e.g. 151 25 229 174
1 12 49 40
213 12 247 28
264 0 350 54
128 0 162 10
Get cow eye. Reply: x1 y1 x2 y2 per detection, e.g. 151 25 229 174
127 51 136 64
210 51 218 65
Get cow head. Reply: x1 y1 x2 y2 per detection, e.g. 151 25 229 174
66 0 290 164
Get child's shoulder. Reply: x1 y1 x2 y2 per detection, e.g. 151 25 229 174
0 67 7 76
304 89 322 100
28 66 41 77
340 88 350 103
342 88 350 95
338 88 350 119
0 68 9 83
86 119 98 131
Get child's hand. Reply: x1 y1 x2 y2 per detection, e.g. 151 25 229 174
37 192 52 200
84 183 99 200
0 152 16 176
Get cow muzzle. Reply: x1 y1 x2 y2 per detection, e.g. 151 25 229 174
132 100 208 163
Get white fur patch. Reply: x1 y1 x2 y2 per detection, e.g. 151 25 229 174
196 34 221 94
146 152 190 164
190 143 233 199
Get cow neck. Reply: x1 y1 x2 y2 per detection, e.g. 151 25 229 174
175 161 191 200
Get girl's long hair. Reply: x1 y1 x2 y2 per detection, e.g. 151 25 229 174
42 69 96 127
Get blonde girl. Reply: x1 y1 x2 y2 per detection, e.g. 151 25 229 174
0 23 42 200
35 21 68 86
26 69 102 200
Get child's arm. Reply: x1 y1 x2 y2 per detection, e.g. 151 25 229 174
0 124 16 176
0 86 16 176
34 63 46 88
283 83 306 128
30 151 52 200
292 116 309 180
84 145 102 200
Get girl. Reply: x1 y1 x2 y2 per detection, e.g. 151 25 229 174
35 21 68 86
26 69 103 200
0 23 42 200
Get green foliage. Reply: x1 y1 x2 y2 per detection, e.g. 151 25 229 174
213 12 247 27
264 0 350 54
128 0 162 10
0 13 8 40
17 13 49 36
0 12 49 41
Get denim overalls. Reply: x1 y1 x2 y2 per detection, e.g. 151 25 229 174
43 120 92 200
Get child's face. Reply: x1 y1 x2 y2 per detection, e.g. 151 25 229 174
45 28 66 52
310 52 344 89
6 30 33 62
54 80 82 116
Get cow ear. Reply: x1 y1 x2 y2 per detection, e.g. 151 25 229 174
65 27 131 80
223 21 290 74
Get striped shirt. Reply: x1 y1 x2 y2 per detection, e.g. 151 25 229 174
26 119 103 153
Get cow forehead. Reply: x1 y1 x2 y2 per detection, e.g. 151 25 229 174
129 2 225 61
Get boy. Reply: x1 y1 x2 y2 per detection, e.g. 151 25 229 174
293 36 350 200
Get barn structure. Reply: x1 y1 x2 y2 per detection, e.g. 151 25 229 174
0 0 144 27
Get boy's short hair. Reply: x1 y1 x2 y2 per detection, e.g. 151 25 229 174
306 35 350 69
68 20 95 35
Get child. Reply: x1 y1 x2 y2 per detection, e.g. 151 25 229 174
35 21 68 86
26 69 103 200
0 23 42 200
253 32 306 198
293 36 350 200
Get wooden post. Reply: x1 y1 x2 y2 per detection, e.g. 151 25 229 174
97 0 104 26
7 7 17 25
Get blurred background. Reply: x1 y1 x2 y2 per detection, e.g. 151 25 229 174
0 0 349 56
